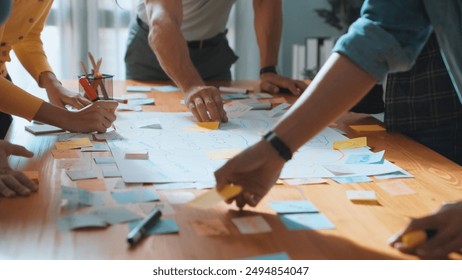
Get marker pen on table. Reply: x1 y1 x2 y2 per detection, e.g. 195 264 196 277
217 86 249 95
127 209 162 246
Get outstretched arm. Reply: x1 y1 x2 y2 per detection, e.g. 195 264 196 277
253 0 308 95
215 53 376 208
144 0 227 122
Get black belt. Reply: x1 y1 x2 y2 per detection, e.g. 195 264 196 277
136 16 226 49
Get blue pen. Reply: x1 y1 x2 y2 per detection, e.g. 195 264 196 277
127 209 162 246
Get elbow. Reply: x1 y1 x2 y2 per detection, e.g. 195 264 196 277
147 16 179 54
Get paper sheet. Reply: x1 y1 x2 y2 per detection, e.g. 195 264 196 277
106 112 406 183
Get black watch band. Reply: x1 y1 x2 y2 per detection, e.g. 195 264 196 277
263 131 292 161
260 65 277 76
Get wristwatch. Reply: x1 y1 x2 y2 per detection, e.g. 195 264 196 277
263 130 292 161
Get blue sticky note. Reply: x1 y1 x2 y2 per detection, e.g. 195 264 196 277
57 214 107 231
374 170 414 180
61 186 104 207
269 200 318 214
152 85 179 92
111 189 160 204
345 151 385 164
331 176 372 184
221 93 249 100
93 157 116 164
243 252 291 260
91 206 142 225
128 218 179 235
280 213 335 230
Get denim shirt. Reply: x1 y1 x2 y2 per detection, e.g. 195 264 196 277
333 0 462 104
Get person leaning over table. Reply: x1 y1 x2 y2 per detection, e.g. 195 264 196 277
0 0 118 140
214 0 462 259
125 0 308 123
0 0 38 198
383 33 462 165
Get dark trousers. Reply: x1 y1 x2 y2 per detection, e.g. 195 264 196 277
404 123 462 165
0 74 13 139
124 18 238 82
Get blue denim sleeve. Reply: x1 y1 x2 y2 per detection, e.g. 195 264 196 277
332 0 433 82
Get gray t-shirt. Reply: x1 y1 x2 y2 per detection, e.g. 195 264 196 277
137 0 236 41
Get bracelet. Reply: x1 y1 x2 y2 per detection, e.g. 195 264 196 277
263 131 292 161
259 65 277 76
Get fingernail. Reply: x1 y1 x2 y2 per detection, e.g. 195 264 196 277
21 189 31 196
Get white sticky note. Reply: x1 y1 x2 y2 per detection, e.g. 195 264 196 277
232 216 272 234
346 190 378 203
121 93 149 100
224 101 252 119
164 191 195 204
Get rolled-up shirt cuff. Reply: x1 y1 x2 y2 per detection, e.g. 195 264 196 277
332 18 425 83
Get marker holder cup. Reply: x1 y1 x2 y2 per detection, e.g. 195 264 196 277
78 74 114 101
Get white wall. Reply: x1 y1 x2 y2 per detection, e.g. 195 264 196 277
231 0 342 79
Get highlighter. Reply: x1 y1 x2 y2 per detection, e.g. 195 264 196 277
401 229 437 249
79 77 98 101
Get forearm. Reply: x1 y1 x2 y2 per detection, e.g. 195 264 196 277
148 16 204 95
273 53 377 151
34 102 72 130
39 71 61 90
253 0 282 68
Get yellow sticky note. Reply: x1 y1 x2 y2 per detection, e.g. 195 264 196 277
349 125 386 132
51 149 80 159
197 122 220 130
185 122 220 132
190 219 230 236
207 148 241 160
333 137 367 150
402 230 427 249
76 179 106 191
346 190 379 205
187 184 242 209
23 171 39 184
260 97 287 104
219 184 242 200
55 137 93 150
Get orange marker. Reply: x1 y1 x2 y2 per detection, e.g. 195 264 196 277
79 77 98 101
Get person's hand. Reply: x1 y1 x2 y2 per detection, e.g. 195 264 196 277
47 83 92 109
0 141 37 198
214 140 285 209
40 71 92 109
67 100 118 133
185 86 228 122
260 73 308 96
389 201 462 259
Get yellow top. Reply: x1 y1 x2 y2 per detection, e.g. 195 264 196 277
0 0 54 120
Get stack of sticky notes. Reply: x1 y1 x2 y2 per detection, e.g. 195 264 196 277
269 200 335 230
346 190 379 205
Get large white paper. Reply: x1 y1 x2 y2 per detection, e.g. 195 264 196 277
107 112 407 183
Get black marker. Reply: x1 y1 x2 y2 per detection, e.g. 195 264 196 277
127 209 162 246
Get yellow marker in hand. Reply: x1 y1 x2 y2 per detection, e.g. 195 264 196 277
188 184 242 209
401 229 437 249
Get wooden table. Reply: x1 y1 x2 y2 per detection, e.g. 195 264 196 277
2 80 462 260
